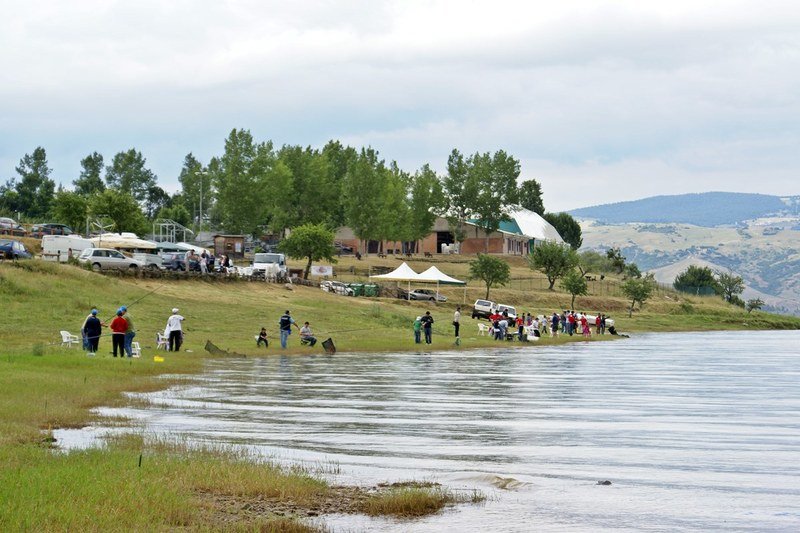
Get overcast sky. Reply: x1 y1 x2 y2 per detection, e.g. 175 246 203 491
2 0 799 211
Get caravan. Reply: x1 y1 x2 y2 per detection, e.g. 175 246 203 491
42 235 94 261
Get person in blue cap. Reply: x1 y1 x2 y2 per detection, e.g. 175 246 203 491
82 309 105 354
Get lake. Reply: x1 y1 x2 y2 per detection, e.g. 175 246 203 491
58 330 800 531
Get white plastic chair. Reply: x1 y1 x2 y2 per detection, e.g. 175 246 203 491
477 323 490 336
60 330 80 348
131 341 142 358
156 333 169 350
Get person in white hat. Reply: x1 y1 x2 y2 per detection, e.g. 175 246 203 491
165 308 185 352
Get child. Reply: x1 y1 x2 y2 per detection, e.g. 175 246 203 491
257 327 268 348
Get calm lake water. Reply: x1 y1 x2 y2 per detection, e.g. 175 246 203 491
59 330 800 532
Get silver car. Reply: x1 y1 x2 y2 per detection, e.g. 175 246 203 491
79 248 146 271
409 289 447 302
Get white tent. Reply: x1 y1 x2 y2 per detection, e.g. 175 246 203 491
370 262 467 302
417 266 466 285
418 266 467 303
369 262 421 300
91 233 157 250
369 262 422 281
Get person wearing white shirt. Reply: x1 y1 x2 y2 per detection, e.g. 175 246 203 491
165 308 185 351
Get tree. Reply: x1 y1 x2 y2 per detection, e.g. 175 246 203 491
73 152 106 196
606 247 626 274
529 240 579 290
621 274 657 317
442 149 480 247
14 147 55 218
544 212 583 250
342 147 386 251
407 164 445 252
560 269 588 309
278 223 337 279
716 271 745 304
212 129 284 235
144 185 171 219
623 262 642 279
277 145 340 228
89 189 148 234
469 254 511 299
673 265 720 295
51 191 88 234
517 179 544 215
578 250 613 276
176 153 208 226
470 150 520 252
156 204 191 227
105 148 157 203
745 298 764 314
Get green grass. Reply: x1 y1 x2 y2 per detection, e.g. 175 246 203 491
361 486 485 517
0 258 796 530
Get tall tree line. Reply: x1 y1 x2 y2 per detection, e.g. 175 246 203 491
1 130 579 249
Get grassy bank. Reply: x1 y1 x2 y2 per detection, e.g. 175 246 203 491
1 257 796 530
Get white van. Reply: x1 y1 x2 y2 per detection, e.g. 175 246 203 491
42 235 94 261
252 252 287 277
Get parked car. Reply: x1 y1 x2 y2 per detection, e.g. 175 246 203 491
321 280 355 296
0 217 27 236
334 241 354 255
79 248 146 271
0 239 33 259
493 303 517 321
161 251 187 271
471 299 495 319
408 288 447 302
30 223 73 238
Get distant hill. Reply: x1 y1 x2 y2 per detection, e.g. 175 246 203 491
570 192 790 227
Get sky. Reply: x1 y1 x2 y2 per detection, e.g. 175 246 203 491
1 0 799 212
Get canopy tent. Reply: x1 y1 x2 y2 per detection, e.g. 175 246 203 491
417 266 466 302
369 262 421 299
369 262 422 281
154 241 184 252
91 233 157 250
417 266 466 285
370 262 467 302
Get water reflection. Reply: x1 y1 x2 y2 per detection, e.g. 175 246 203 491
58 331 800 531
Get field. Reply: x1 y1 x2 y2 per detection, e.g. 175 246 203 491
1 256 798 530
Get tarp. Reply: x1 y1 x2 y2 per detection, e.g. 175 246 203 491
508 207 564 243
417 266 466 285
175 242 212 255
91 233 157 250
369 262 422 281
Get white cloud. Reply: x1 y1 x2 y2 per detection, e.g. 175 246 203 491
1 0 799 209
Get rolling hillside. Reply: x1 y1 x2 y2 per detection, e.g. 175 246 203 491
573 192 800 315
570 192 798 227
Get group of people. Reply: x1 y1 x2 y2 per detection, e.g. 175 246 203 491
185 250 233 274
412 311 436 344
80 306 185 356
547 310 609 338
268 310 317 349
81 306 136 357
480 310 612 342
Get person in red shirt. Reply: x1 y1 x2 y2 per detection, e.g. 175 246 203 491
516 315 525 341
109 310 128 357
